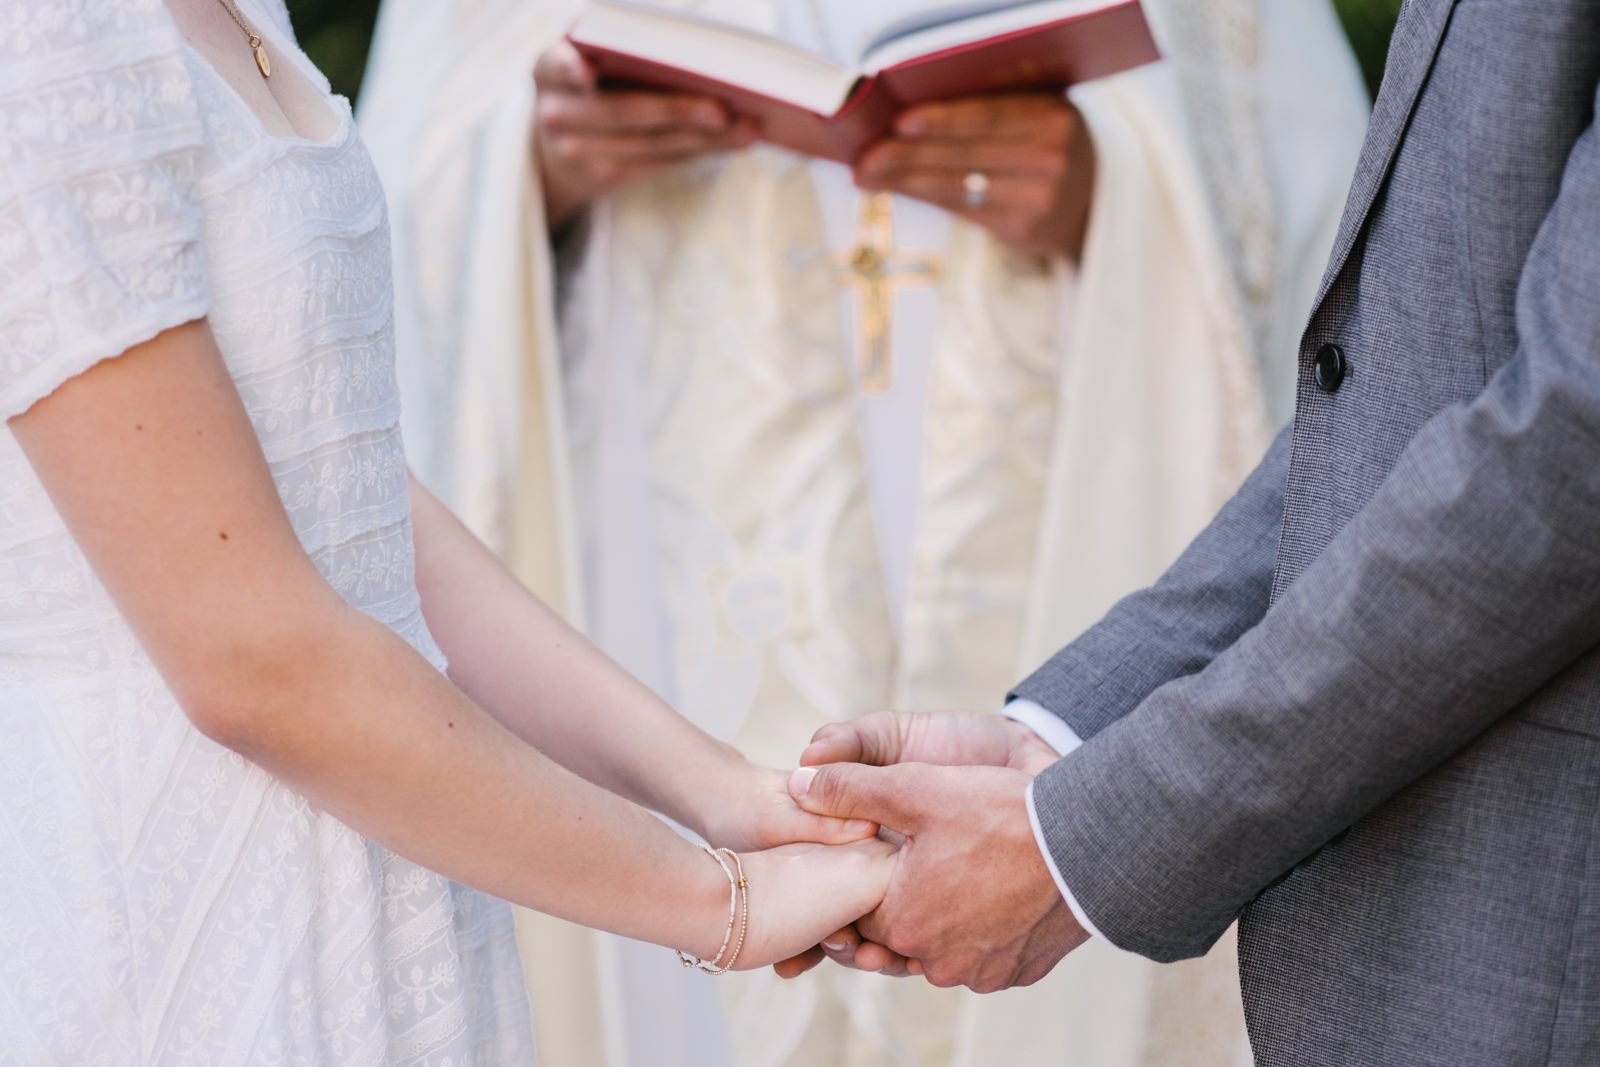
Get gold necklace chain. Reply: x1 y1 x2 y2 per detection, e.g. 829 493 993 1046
214 0 272 79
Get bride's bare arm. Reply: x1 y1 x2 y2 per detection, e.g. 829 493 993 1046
406 475 872 852
9 319 892 968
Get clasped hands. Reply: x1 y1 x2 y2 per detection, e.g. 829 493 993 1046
759 711 1091 992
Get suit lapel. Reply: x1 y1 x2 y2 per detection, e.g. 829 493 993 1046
1309 0 1461 314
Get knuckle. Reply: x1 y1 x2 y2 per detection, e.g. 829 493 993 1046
532 50 562 87
664 101 702 126
908 106 945 135
654 98 701 127
547 136 582 162
889 928 928 961
856 917 889 947
1035 150 1068 180
658 130 699 155
1019 183 1054 213
537 99 574 132
859 712 897 765
869 144 901 171
991 219 1028 246
810 721 848 749
906 174 943 200
812 767 847 807
895 141 927 167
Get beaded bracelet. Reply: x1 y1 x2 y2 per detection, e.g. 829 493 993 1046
677 846 750 975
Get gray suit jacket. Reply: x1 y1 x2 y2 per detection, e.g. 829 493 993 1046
1012 2 1600 1062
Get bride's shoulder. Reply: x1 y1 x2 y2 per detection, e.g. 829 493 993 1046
0 0 203 173
0 0 210 424
0 0 187 59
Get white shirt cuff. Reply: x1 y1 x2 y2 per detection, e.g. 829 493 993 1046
1001 698 1084 757
1002 700 1106 944
1022 778 1107 942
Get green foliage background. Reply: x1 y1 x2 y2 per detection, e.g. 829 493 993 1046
290 0 1404 108
1332 0 1405 98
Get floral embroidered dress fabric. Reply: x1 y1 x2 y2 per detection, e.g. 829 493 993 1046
0 1 534 1062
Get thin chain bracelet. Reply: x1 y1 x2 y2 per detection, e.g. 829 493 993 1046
676 846 750 975
718 850 750 973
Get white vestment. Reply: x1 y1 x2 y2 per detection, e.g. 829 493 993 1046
359 1 1369 1064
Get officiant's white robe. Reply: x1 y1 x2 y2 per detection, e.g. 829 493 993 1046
359 1 1368 1064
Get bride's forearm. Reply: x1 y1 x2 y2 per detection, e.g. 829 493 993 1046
407 475 744 837
207 600 734 959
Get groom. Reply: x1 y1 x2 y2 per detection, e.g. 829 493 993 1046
787 0 1600 1062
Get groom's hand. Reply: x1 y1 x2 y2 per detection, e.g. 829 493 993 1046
802 710 1060 776
787 762 1088 992
776 710 1059 977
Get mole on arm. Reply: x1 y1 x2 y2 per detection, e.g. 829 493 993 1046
218 531 229 541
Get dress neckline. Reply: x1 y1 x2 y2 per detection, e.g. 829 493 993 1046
177 0 350 151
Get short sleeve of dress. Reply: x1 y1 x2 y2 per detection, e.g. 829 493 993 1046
0 1 211 421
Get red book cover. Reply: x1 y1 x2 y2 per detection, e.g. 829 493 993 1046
572 2 1159 163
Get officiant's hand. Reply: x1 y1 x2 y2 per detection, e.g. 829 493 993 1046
785 763 1089 991
853 94 1095 259
534 41 758 232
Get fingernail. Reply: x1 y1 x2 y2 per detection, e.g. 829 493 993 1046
822 939 849 952
843 819 875 835
897 114 925 134
789 766 817 798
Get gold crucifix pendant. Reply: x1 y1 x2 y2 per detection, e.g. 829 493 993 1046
833 193 942 393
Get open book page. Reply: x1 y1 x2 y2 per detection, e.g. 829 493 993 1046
861 0 1125 74
571 1 859 113
571 0 1155 130
777 0 936 68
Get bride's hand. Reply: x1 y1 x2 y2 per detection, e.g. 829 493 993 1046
695 761 880 853
718 839 899 971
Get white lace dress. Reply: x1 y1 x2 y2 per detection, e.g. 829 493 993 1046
0 1 536 1062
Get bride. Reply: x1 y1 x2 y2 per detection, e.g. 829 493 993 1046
0 0 893 1061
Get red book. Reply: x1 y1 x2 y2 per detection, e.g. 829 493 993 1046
568 0 1160 163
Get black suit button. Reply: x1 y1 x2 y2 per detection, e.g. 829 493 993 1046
1314 343 1347 392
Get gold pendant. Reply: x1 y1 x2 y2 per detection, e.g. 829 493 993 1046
250 36 271 78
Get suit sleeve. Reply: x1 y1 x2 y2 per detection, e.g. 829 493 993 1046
1010 423 1290 739
1032 85 1600 962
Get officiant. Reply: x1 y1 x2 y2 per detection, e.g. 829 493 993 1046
358 1 1368 1064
